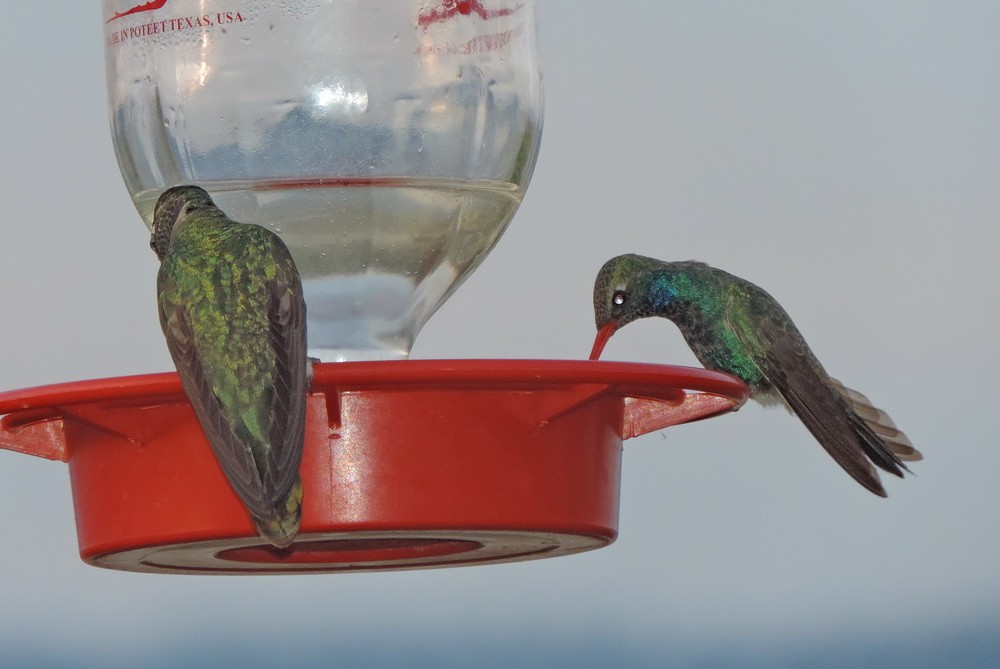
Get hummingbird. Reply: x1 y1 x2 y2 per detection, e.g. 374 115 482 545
590 254 921 497
151 185 308 547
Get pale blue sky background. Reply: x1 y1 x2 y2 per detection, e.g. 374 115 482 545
2 2 999 667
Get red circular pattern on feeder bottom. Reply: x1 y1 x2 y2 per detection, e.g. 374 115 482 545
0 360 748 574
218 538 484 564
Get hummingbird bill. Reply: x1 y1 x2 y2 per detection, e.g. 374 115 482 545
151 185 308 547
590 254 921 497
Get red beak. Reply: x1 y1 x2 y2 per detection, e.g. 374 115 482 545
589 320 619 360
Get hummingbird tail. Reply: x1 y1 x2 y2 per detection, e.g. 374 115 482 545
830 379 922 463
251 480 303 549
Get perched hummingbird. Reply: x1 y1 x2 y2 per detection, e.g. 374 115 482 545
590 254 921 497
151 185 308 547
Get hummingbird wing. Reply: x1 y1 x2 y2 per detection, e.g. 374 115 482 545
161 303 270 511
729 293 908 497
259 262 308 503
158 249 307 520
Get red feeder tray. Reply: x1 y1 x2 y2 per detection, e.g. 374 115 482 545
0 360 747 574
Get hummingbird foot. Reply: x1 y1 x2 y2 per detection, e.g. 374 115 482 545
307 357 320 391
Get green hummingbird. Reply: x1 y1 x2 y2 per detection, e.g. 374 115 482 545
151 185 308 547
590 254 920 497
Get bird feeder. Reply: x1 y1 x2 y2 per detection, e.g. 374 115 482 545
0 360 746 574
0 2 749 573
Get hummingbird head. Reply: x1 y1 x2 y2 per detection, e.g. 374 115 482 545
590 254 675 360
150 185 216 260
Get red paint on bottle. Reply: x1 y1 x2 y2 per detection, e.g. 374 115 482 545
418 0 523 29
106 0 168 24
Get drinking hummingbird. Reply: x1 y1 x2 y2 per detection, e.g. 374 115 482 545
151 185 308 547
590 254 920 496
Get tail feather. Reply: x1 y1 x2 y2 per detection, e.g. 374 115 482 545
831 379 922 463
251 480 303 549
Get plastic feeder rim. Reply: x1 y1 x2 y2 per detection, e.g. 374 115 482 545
0 359 748 574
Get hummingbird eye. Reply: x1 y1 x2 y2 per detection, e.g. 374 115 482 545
612 290 627 306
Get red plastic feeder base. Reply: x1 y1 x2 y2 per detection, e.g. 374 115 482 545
0 360 747 574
